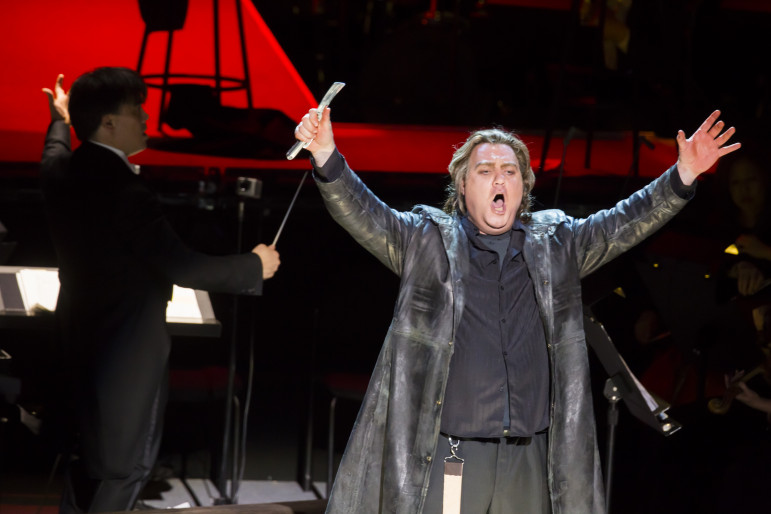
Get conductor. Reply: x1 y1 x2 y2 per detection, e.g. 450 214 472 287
41 68 280 513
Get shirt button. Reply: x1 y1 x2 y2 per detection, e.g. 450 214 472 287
436 400 442 406
500 285 504 290
426 456 432 463
543 280 549 285
448 341 453 346
501 319 506 323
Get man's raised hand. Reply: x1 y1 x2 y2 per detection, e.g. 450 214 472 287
676 110 740 185
42 73 70 125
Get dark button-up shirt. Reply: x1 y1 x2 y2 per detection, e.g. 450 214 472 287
441 217 550 438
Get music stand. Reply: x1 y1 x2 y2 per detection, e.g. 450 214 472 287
583 306 681 512
214 177 264 505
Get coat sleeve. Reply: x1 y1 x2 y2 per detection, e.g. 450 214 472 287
116 181 265 295
314 149 424 277
569 165 691 278
40 120 72 194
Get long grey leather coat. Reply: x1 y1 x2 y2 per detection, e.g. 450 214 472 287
315 150 690 514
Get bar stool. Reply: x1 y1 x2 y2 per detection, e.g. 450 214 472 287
135 0 254 133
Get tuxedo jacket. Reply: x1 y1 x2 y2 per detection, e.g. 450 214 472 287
40 120 262 475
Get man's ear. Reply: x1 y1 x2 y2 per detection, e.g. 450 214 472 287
101 113 115 130
459 179 465 195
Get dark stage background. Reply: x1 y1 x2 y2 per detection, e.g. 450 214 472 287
2 1 771 512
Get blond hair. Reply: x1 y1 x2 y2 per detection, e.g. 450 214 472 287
443 128 535 222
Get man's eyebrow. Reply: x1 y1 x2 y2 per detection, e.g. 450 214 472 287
473 160 520 169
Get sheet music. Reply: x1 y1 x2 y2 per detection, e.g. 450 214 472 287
618 353 660 412
16 268 60 312
5 267 207 326
165 285 203 323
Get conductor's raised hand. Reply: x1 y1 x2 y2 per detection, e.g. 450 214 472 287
42 73 70 125
252 244 280 279
676 110 740 185
295 107 335 167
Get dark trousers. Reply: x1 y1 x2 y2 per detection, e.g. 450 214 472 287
423 432 550 514
59 379 166 513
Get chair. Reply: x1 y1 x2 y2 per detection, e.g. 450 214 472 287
303 372 369 498
164 365 242 503
136 0 254 133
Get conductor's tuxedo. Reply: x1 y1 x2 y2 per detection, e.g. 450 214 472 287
41 120 263 512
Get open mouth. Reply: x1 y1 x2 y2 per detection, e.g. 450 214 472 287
492 193 505 214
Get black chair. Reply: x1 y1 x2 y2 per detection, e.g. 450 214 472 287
136 0 254 133
303 372 369 498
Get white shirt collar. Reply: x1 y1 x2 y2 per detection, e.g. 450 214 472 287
89 140 140 175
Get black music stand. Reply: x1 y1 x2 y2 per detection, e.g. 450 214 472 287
214 177 263 505
583 306 682 512
0 266 221 336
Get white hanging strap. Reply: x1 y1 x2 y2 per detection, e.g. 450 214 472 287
443 437 464 514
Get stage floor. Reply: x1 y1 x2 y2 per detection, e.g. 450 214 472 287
0 446 332 513
140 478 324 510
